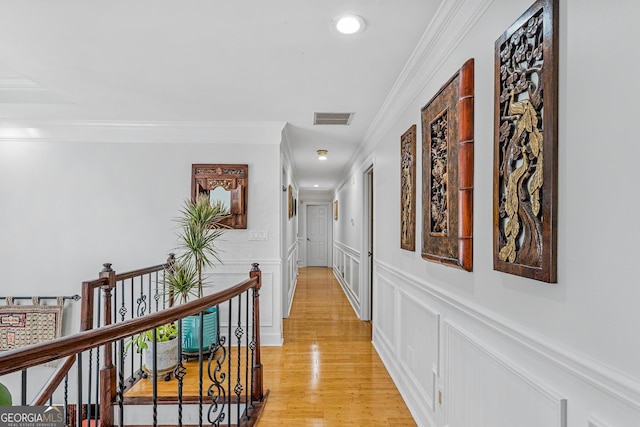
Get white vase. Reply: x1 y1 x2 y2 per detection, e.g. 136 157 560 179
142 337 179 377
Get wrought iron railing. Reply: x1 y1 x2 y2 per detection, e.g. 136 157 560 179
0 260 266 427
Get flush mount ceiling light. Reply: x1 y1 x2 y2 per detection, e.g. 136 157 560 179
333 14 366 35
317 149 328 160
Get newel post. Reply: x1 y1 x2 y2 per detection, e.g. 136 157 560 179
80 281 94 332
249 263 264 402
99 263 116 427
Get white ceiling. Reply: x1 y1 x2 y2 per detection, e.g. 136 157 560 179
0 1 442 191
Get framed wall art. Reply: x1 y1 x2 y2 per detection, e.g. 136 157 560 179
400 124 417 251
191 164 248 229
421 58 474 271
493 0 558 283
287 185 294 219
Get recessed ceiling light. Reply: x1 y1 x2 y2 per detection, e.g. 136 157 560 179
333 14 366 35
313 184 319 188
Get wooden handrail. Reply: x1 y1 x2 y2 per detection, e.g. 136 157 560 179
30 355 76 406
112 262 169 282
0 276 259 376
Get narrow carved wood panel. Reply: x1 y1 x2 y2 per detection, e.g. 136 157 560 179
421 59 474 271
401 124 417 251
493 0 558 282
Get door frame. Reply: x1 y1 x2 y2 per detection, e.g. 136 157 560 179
361 165 374 321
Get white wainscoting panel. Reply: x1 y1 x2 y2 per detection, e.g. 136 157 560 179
333 242 361 315
398 293 440 412
206 259 282 346
375 274 396 351
285 242 299 317
444 321 567 427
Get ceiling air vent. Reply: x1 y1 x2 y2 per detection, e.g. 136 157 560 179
313 112 353 125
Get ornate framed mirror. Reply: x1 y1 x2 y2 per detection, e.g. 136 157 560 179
191 164 248 229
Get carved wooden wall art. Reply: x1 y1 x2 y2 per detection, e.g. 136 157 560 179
191 164 248 229
421 59 474 271
400 124 417 251
493 0 558 283
287 185 294 219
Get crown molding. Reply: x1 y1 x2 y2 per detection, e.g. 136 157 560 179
280 123 300 188
341 0 495 183
0 120 286 145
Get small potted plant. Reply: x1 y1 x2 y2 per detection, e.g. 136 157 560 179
166 194 229 356
126 322 179 380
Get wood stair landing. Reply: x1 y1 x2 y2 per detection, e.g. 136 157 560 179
123 348 254 405
119 350 268 427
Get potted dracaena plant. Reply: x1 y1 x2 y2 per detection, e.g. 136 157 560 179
126 322 179 380
166 194 229 356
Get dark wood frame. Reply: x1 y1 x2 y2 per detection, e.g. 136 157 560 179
493 0 558 283
400 125 417 251
191 164 248 229
421 58 474 271
287 185 294 219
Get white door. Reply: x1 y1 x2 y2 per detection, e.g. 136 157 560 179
307 204 329 267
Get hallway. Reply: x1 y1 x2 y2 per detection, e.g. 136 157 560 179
259 267 416 426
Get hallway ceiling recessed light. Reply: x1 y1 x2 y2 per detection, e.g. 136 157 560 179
317 149 328 160
333 14 366 35
313 184 319 188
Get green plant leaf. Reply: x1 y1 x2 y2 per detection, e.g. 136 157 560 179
0 382 12 406
173 195 229 299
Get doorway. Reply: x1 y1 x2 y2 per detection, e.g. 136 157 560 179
306 204 329 267
362 166 374 321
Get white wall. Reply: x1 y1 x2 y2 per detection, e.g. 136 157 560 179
333 166 366 315
280 140 299 319
0 123 284 345
334 0 640 426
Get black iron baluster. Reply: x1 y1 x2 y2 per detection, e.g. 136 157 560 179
244 289 250 422
207 305 226 426
64 374 69 427
87 349 93 424
175 319 186 427
130 278 134 322
199 310 204 427
235 294 244 425
118 339 125 427
135 277 146 381
76 352 83 427
249 287 256 410
154 271 160 312
21 370 26 405
147 272 152 314
117 281 126 427
152 327 158 427
227 300 232 427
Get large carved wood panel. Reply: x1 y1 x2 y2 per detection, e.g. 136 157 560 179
493 0 558 283
400 124 417 252
421 59 474 271
191 164 248 229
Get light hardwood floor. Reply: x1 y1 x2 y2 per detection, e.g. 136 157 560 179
258 267 416 426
